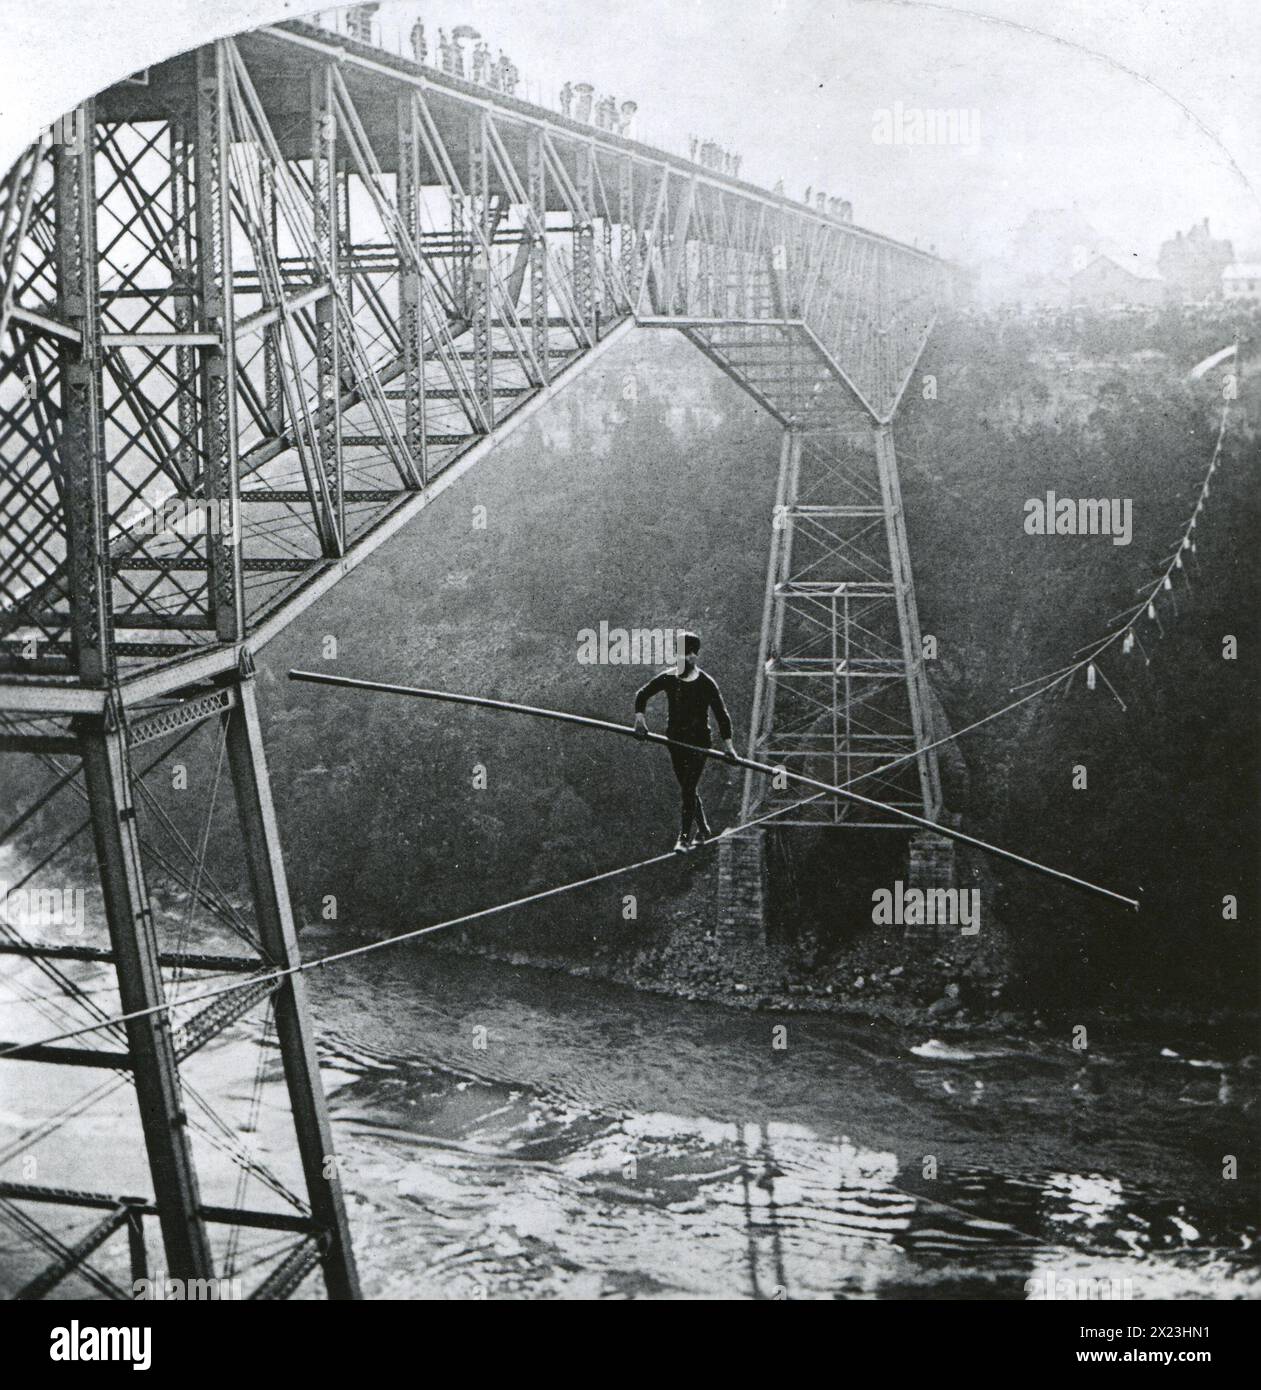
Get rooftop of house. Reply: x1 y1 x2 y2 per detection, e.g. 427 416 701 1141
1071 252 1163 282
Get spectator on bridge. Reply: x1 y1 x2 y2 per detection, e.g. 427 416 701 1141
409 19 427 65
503 58 520 96
619 100 638 136
438 30 454 73
732 154 742 177
689 135 699 161
804 185 812 205
472 41 490 85
574 83 594 122
345 3 379 44
816 191 827 212
635 632 739 852
839 200 853 222
560 82 574 117
450 25 481 77
773 178 785 195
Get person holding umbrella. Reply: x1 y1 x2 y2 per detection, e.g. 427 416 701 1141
452 24 481 78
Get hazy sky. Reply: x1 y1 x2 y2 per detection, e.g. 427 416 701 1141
2 0 1258 263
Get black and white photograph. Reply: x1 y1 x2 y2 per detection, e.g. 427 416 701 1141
0 0 1256 1340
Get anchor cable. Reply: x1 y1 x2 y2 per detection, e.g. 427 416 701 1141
0 791 827 1061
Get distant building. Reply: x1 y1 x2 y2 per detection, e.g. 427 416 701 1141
1011 206 1104 279
978 205 1103 308
1157 219 1234 302
1069 254 1163 309
1222 262 1261 302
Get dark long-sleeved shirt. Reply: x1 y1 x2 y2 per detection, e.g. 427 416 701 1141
634 669 733 745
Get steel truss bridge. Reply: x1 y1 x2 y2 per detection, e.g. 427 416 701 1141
0 19 953 1298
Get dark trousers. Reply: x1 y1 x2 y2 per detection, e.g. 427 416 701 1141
668 743 710 837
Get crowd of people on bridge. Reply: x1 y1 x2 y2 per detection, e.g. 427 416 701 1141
339 8 648 122
413 22 521 94
337 9 521 95
328 9 853 221
689 136 742 178
343 3 379 44
803 186 854 222
559 83 639 136
455 33 518 92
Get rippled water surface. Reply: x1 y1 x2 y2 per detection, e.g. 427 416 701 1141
314 942 1258 1299
1 934 1257 1299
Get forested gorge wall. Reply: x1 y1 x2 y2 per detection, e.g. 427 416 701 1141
6 311 1256 1016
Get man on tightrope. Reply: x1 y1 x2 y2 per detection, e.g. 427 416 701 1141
633 631 739 853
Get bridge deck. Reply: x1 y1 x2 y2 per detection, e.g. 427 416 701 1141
0 19 952 710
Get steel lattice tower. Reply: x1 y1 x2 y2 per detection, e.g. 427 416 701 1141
738 425 942 829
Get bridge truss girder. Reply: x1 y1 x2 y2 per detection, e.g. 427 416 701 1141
0 18 952 1298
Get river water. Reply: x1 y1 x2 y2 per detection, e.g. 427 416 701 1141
1 929 1257 1300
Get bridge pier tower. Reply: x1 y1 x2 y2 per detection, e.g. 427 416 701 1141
716 829 768 951
0 68 360 1295
908 829 957 892
0 653 362 1299
719 420 951 939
